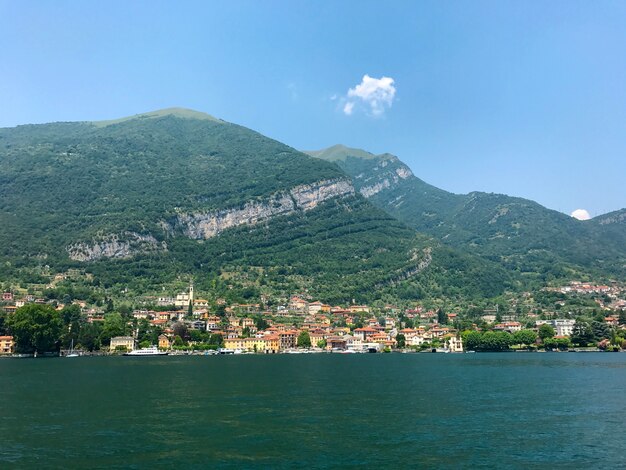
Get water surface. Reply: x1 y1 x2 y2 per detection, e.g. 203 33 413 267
1 353 624 468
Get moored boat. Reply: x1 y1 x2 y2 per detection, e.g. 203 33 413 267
123 346 168 356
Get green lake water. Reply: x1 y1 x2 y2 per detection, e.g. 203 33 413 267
1 353 625 469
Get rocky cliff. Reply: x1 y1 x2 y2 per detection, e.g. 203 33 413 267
67 179 355 260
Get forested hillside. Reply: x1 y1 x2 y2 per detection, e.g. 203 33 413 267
309 145 626 282
0 109 512 303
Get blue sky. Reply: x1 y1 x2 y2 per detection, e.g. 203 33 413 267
1 0 625 216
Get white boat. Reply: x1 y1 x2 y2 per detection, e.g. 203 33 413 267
67 339 80 358
124 346 168 356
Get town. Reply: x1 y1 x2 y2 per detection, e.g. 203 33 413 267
1 278 626 357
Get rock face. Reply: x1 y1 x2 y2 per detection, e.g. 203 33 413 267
169 179 355 240
355 157 414 198
68 179 355 260
67 233 164 261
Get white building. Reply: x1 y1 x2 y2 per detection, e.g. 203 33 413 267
174 282 194 308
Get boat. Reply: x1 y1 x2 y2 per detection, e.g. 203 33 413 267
67 339 80 358
123 346 168 356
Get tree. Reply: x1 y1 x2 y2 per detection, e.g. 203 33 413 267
317 339 327 349
100 312 127 344
208 333 224 347
462 330 482 351
7 304 63 354
619 310 626 326
437 308 447 325
513 329 537 348
297 331 311 348
472 331 513 351
254 316 269 331
78 322 102 351
571 321 594 346
544 337 571 351
396 333 406 348
538 324 555 340
591 321 610 341
172 322 189 341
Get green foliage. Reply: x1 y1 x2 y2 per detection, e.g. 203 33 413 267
396 333 406 348
513 329 537 347
297 331 311 348
461 329 513 351
543 337 571 351
571 321 594 346
100 313 127 344
538 324 555 340
0 112 519 304
7 304 63 353
316 147 626 284
78 323 102 351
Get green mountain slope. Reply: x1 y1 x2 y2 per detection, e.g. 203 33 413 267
308 145 626 281
0 110 512 303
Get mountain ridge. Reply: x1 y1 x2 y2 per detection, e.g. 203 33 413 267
307 144 626 280
0 109 514 303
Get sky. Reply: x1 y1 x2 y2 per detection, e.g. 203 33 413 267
1 0 625 217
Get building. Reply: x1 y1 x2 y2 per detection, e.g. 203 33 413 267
174 282 194 308
537 319 576 337
494 322 522 333
446 336 464 353
110 336 135 352
0 336 14 354
279 330 297 350
158 334 171 349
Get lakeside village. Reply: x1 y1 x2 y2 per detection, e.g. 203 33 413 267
1 280 626 357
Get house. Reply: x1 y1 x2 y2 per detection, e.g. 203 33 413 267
188 320 206 330
446 336 464 353
493 322 522 333
349 305 370 313
157 296 175 306
206 315 222 331
279 330 297 350
4 306 17 315
327 336 347 350
224 335 280 353
110 336 134 352
604 316 619 327
158 334 171 349
0 336 14 354
308 301 324 314
241 317 255 328
289 296 308 313
2 292 13 301
353 327 377 341
537 319 576 337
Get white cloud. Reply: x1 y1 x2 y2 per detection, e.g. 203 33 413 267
343 74 396 117
571 209 591 220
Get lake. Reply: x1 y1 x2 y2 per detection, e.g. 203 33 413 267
1 353 625 468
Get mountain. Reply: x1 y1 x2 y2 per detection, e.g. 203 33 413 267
0 109 512 303
307 145 626 282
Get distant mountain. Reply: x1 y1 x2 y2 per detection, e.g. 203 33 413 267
0 109 512 303
307 145 626 281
